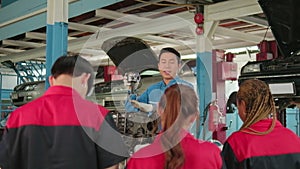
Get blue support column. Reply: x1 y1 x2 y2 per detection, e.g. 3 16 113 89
45 0 68 89
0 74 2 117
196 36 213 139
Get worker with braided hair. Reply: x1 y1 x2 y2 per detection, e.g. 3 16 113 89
126 84 223 169
222 79 300 169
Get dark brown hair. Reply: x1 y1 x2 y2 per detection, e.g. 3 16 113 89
159 47 181 63
159 84 198 169
237 79 276 135
51 54 94 94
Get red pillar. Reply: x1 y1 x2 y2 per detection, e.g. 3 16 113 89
211 50 238 144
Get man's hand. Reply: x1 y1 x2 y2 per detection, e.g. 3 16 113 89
130 100 153 112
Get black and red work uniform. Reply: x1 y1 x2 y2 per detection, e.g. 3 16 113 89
222 119 300 169
126 130 223 169
0 86 128 169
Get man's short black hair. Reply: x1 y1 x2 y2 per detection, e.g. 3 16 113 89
51 54 94 93
158 47 181 63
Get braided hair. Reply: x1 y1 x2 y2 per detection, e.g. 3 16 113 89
237 79 276 135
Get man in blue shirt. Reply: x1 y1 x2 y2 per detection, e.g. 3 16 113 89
125 47 193 114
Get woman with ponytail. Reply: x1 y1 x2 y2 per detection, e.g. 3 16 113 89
222 79 300 169
126 84 222 169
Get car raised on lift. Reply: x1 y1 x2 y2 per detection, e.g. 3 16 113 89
236 0 300 111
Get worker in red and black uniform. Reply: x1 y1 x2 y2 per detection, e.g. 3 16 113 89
0 55 129 169
126 84 223 169
222 79 300 169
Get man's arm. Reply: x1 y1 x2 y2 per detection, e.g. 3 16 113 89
125 94 139 112
125 87 150 112
136 89 149 103
130 100 153 112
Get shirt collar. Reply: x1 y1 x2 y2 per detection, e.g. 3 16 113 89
247 119 282 131
154 128 194 142
161 76 180 87
44 85 82 98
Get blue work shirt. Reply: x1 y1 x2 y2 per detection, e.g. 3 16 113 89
125 76 194 113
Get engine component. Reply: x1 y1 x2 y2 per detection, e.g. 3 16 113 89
110 110 159 154
123 72 141 94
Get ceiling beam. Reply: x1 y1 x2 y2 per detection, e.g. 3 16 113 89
68 22 106 32
248 29 274 38
68 20 187 47
26 32 76 40
1 12 195 63
0 0 78 27
96 9 151 23
96 5 186 28
79 0 163 24
205 0 262 21
83 9 192 46
237 16 269 28
215 26 271 43
25 32 47 40
0 47 25 53
79 48 107 56
213 40 257 50
0 46 46 63
3 39 45 48
83 14 193 48
139 35 185 46
0 0 122 41
204 20 219 40
70 5 183 36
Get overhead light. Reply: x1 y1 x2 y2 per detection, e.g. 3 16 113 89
181 54 196 59
226 46 259 54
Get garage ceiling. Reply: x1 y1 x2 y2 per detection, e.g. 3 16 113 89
0 0 274 67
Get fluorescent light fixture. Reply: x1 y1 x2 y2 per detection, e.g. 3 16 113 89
181 54 196 59
225 46 259 54
268 82 295 95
